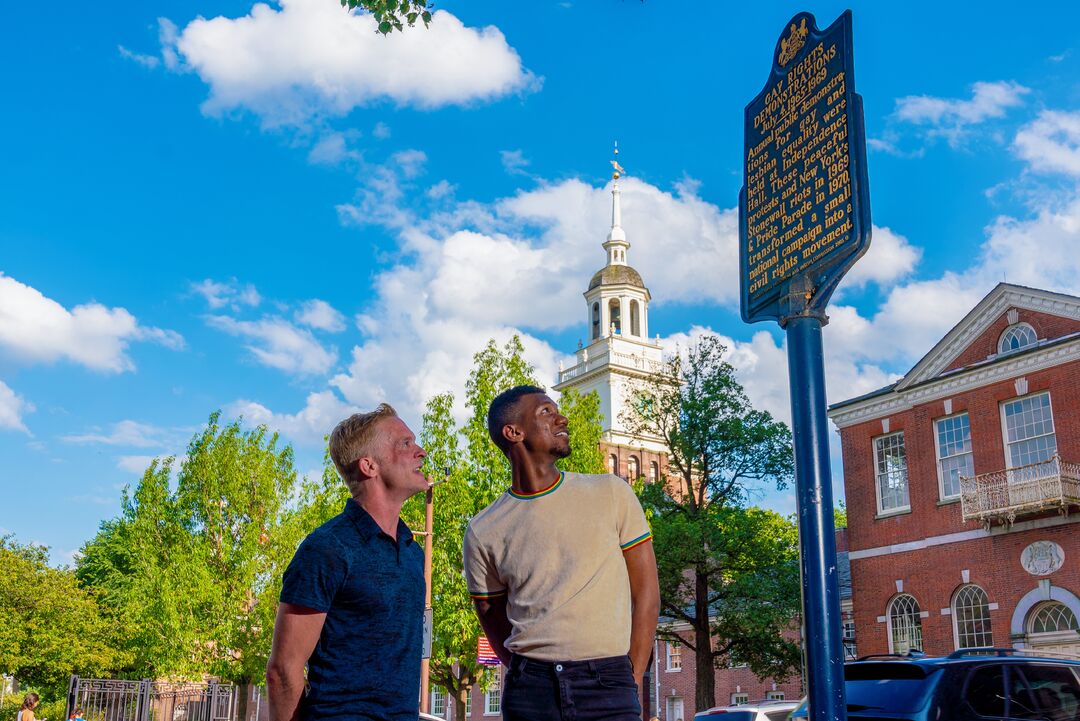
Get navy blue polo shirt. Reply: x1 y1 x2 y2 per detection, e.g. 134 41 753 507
280 499 424 721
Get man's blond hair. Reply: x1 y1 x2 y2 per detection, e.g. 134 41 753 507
329 404 398 497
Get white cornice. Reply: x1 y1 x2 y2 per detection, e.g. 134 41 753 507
899 285 1080 390
829 338 1080 429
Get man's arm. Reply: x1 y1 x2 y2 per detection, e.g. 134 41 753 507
472 595 513 667
266 603 327 721
624 540 660 688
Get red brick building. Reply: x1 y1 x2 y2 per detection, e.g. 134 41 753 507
828 283 1080 660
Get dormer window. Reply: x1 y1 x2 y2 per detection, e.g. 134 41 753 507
998 323 1037 354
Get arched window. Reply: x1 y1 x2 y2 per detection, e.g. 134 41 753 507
591 302 600 340
630 300 641 336
608 454 618 475
999 323 1038 354
628 456 639 481
1029 602 1080 635
953 585 992 649
888 594 923 654
609 299 621 334
649 461 659 484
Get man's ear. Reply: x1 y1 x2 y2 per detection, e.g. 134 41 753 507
357 456 378 479
501 423 524 446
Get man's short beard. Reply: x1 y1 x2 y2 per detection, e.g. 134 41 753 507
553 444 572 460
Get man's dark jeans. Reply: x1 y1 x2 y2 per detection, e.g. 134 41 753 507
503 653 642 721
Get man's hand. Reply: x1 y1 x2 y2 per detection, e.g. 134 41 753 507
266 603 327 721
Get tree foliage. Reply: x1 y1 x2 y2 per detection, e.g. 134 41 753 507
622 334 798 710
0 536 126 696
340 0 433 35
77 413 305 689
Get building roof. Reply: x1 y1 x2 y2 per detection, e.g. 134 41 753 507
589 264 646 290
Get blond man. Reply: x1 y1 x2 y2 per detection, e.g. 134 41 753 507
267 405 429 721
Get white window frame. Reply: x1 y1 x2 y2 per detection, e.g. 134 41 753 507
952 584 993 650
998 323 1038 354
873 431 910 515
665 640 682 672
1000 392 1057 471
484 672 501 716
934 412 973 501
731 693 750 705
465 688 472 716
887 593 924 654
666 696 684 721
430 687 447 718
766 691 786 701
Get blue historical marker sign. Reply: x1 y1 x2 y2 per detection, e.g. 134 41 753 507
740 10 871 325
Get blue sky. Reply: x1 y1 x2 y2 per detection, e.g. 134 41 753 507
4 0 1080 563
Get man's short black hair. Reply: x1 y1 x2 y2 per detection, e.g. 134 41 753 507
487 384 547 453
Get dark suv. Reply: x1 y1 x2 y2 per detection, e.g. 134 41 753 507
789 649 1080 720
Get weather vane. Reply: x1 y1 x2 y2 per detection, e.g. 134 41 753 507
610 141 625 179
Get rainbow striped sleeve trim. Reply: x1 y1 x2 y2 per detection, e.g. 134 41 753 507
469 589 508 600
508 472 565 500
620 531 653 552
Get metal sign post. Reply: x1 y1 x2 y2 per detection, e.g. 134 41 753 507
739 11 871 721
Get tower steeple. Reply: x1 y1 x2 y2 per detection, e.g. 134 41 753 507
604 142 630 266
553 144 667 462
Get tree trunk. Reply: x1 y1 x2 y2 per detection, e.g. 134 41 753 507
694 568 715 712
452 686 468 720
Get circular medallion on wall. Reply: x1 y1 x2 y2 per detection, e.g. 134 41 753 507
1020 541 1065 576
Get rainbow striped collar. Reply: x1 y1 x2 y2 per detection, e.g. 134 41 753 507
508 471 565 500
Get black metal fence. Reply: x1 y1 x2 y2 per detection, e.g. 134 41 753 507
67 677 237 721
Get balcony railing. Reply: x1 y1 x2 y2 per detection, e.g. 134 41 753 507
959 456 1080 528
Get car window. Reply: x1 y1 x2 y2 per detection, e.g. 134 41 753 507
1006 665 1041 720
965 664 1006 717
844 663 938 713
764 712 791 721
1016 664 1080 721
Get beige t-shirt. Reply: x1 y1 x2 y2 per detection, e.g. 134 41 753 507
463 471 652 661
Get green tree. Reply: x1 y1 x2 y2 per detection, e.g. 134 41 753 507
556 387 606 475
835 499 848 529
0 536 126 697
622 334 797 710
78 412 304 714
340 0 433 34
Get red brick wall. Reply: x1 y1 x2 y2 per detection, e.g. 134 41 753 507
945 309 1080 372
842 359 1080 553
850 522 1080 657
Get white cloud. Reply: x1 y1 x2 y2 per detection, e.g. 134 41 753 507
295 299 346 332
64 420 169 448
500 149 530 175
372 122 391 139
167 0 539 126
1014 111 1080 177
307 131 363 166
836 225 922 294
118 45 160 69
227 390 357 445
0 380 33 433
190 278 262 309
0 273 183 373
207 315 338 376
116 454 187 475
895 81 1030 127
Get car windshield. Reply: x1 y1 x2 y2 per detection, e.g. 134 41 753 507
844 662 939 713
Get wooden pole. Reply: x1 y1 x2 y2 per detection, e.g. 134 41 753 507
419 485 434 713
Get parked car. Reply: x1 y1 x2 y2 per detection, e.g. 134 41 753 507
788 648 1080 720
694 699 799 720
